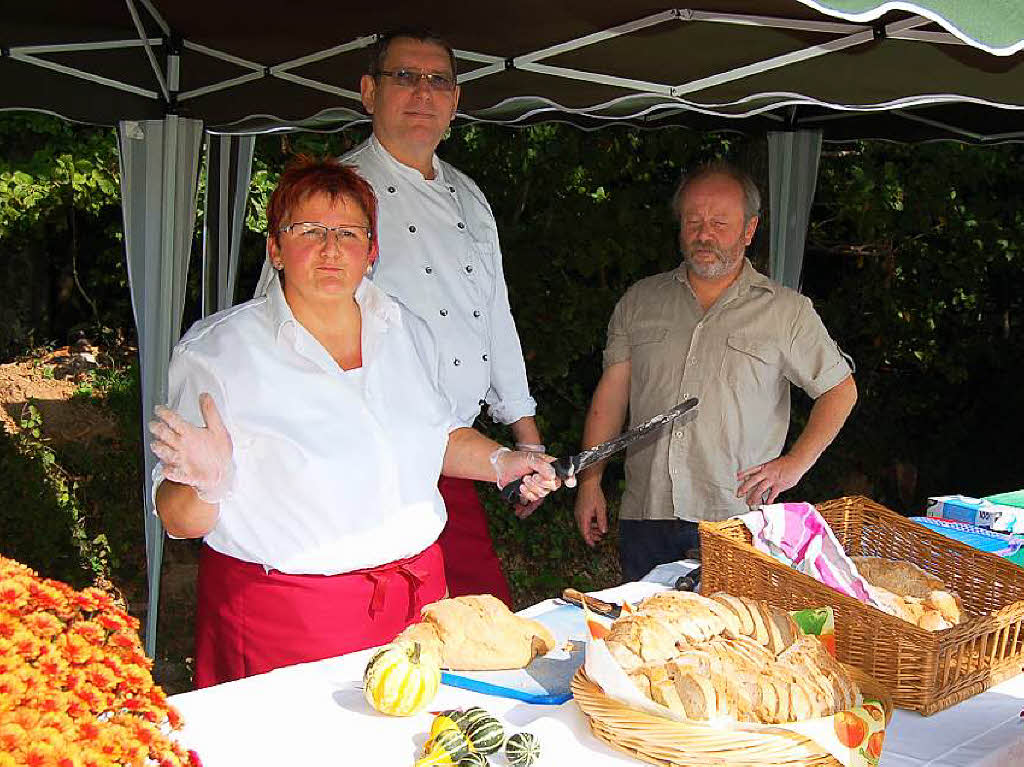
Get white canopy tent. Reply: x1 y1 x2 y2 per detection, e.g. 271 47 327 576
3 1 1022 656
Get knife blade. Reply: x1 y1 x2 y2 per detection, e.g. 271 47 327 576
500 396 699 504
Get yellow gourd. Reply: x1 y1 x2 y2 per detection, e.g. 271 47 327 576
428 714 462 743
363 640 440 716
416 728 471 766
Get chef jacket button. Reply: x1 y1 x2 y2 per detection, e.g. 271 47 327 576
387 186 396 194
457 222 465 229
465 265 473 273
675 431 683 438
440 308 448 316
453 358 461 366
408 225 417 233
448 185 456 194
482 354 488 361
473 310 481 318
425 266 433 274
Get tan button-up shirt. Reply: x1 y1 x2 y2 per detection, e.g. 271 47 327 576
604 259 852 522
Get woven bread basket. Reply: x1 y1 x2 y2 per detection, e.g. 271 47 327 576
700 495 1024 714
572 665 892 767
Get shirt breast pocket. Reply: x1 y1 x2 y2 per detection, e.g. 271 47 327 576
629 326 669 371
721 334 781 391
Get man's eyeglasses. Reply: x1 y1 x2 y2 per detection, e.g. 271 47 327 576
280 222 372 247
376 68 456 92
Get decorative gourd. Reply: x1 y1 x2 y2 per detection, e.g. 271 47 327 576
457 706 492 731
505 732 541 767
457 753 489 767
429 713 462 742
417 728 472 766
465 715 504 755
362 640 440 716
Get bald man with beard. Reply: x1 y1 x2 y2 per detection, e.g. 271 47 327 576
574 161 857 582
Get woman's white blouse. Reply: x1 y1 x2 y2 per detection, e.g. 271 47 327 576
153 275 457 575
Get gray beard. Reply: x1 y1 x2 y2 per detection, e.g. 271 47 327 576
682 246 742 280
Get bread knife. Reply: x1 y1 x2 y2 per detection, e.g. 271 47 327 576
500 397 699 504
561 587 622 619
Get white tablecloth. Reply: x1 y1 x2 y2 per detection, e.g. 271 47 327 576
169 580 1024 767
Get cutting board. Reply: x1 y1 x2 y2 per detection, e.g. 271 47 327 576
439 603 586 705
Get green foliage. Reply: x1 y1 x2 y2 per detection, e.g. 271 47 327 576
0 404 110 587
0 115 127 357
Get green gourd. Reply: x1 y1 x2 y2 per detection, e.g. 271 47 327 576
465 715 504 755
419 727 471 765
505 732 541 767
457 706 492 731
458 753 489 767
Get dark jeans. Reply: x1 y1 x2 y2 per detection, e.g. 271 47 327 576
619 519 701 583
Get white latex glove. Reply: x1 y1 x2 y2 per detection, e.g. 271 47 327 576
149 392 235 503
490 448 562 518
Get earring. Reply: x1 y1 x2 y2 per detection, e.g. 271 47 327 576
274 261 283 270
365 264 373 276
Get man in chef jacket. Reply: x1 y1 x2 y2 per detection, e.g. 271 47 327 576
345 28 542 606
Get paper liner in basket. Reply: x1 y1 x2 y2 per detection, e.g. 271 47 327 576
579 599 886 767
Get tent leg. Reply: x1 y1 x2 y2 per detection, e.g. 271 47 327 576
117 116 204 660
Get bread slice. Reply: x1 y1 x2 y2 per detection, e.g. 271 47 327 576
670 667 720 720
769 611 800 653
918 610 952 631
637 592 727 642
605 614 679 670
628 669 653 699
705 635 774 670
867 583 918 623
756 603 785 654
742 598 772 648
757 673 781 723
928 590 962 624
778 637 859 714
769 676 791 723
709 593 756 637
787 676 815 721
643 663 687 716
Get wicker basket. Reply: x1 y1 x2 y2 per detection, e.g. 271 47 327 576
700 495 1024 715
572 666 893 767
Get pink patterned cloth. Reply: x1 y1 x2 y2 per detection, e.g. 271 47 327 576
741 502 875 605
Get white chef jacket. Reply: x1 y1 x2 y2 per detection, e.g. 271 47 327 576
344 136 537 429
153 274 457 575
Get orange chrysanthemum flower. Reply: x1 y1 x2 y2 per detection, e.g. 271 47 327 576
0 555 190 766
25 611 64 640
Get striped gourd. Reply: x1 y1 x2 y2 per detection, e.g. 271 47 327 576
465 715 504 755
428 713 462 742
417 728 471 766
362 640 440 716
505 732 541 767
456 706 491 731
457 753 489 767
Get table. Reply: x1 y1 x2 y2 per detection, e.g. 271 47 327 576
170 580 1024 766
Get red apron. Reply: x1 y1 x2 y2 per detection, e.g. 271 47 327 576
436 476 512 607
194 542 446 689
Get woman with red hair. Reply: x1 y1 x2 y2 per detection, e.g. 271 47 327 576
148 156 558 688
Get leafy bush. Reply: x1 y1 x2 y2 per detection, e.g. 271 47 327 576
0 404 101 587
